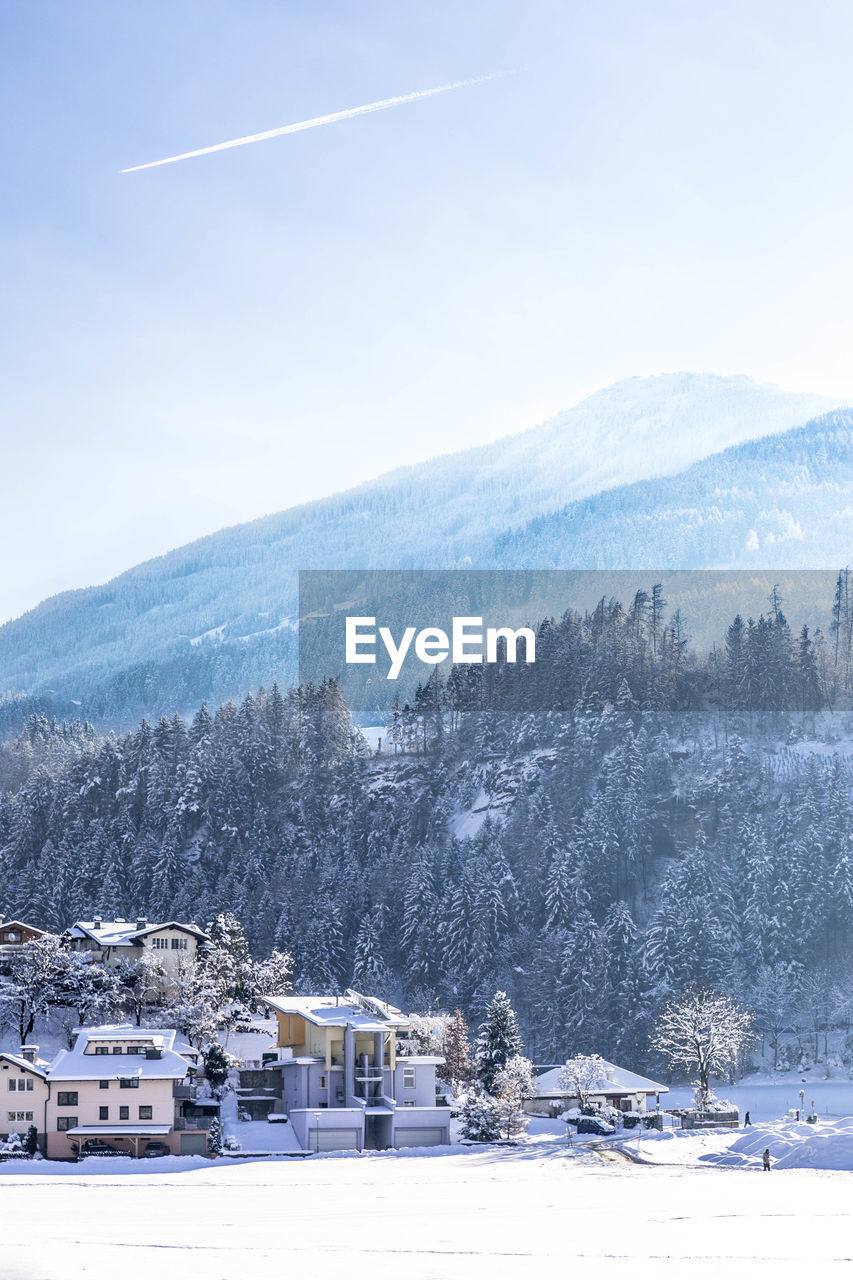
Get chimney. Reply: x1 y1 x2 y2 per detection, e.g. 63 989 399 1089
0 915 5 926
136 918 147 932
93 916 102 930
20 1046 38 1064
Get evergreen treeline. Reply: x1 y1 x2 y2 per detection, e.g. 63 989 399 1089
3 590 853 1074
387 582 836 729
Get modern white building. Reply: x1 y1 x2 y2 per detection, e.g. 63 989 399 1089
255 991 450 1152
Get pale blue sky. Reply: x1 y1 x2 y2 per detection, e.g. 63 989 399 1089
3 1 853 622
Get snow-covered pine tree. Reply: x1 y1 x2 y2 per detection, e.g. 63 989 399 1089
475 991 523 1094
207 1116 223 1155
458 1092 501 1142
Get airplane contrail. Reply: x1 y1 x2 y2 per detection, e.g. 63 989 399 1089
121 72 511 173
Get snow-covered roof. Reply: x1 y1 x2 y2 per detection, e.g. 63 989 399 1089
0 919 45 937
65 1125 172 1136
81 1026 165 1044
263 993 410 1032
0 1052 50 1078
66 919 210 947
47 1024 195 1081
532 1060 668 1097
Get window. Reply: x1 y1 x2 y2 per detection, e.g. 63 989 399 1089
8 1078 33 1092
8 1110 33 1122
95 1046 108 1055
99 1106 109 1120
112 1046 123 1055
139 1106 153 1120
99 1080 109 1090
57 1092 78 1107
119 1077 139 1089
171 938 188 950
57 1116 78 1131
152 937 169 949
403 1066 416 1089
318 1075 327 1089
403 1100 416 1107
119 1106 129 1120
125 1045 143 1055
5 930 21 943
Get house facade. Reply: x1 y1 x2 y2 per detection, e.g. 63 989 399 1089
64 918 211 983
256 991 450 1152
0 1048 50 1150
525 1059 668 1117
0 919 46 972
43 1024 217 1159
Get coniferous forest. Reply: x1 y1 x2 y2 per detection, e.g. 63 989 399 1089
4 580 853 1073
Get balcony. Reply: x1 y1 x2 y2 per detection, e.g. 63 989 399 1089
173 1115 211 1131
172 1084 193 1099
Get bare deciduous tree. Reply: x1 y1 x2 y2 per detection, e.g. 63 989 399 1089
653 989 754 1107
559 1054 609 1109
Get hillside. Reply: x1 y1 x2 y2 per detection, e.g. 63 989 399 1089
494 409 853 569
0 374 841 728
4 579 853 1070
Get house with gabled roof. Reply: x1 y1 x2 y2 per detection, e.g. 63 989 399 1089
0 1046 51 1151
64 917 211 985
0 918 47 973
255 989 450 1152
43 1023 217 1159
525 1058 668 1117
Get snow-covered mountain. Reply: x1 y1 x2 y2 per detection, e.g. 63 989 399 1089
494 408 853 570
0 373 845 728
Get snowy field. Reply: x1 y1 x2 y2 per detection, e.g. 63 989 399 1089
665 1079 853 1122
3 1127 853 1279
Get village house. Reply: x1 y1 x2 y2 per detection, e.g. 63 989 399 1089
251 990 450 1152
64 918 211 985
43 1024 217 1160
525 1059 668 1117
0 918 46 973
0 1047 51 1151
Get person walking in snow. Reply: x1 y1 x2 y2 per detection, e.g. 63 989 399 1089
762 1148 771 1171
744 1111 751 1126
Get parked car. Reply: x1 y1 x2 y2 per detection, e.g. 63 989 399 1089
142 1141 171 1158
77 1138 131 1158
576 1116 616 1136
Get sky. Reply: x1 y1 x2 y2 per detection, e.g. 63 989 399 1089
3 0 853 623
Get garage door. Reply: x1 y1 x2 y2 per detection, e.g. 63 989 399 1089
314 1128 360 1152
180 1133 207 1156
394 1127 445 1149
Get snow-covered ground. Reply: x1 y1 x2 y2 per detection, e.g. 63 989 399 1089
665 1079 853 1122
3 1130 853 1278
220 1090 303 1154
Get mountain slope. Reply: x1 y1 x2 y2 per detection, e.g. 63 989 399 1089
0 373 842 727
494 409 853 570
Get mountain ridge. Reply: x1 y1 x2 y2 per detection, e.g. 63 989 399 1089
0 373 846 728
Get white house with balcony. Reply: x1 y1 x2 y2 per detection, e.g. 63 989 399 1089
64 917 211 986
44 1023 217 1159
255 991 450 1152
